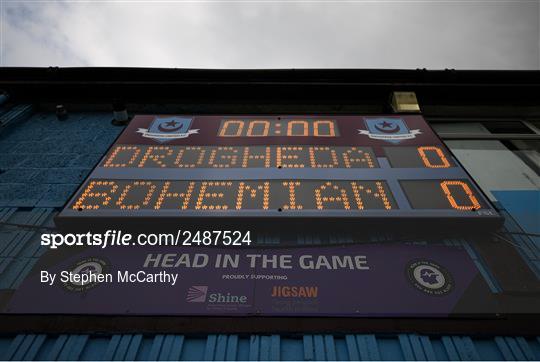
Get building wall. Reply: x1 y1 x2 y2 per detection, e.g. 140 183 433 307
0 106 539 360
3 333 540 361
431 122 540 201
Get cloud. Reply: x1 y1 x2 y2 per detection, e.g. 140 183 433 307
2 1 539 69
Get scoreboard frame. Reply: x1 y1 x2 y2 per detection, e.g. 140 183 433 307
55 115 503 233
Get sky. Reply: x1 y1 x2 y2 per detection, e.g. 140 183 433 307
1 1 539 69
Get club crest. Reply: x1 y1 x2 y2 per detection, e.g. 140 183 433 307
137 117 199 143
406 260 454 296
359 117 421 144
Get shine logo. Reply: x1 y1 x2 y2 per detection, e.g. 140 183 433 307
359 117 421 144
186 285 208 302
137 117 199 143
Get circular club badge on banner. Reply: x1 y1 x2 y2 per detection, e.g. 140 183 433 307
62 257 109 292
406 260 454 296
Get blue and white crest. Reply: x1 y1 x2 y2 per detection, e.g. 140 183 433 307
359 117 421 144
137 117 199 143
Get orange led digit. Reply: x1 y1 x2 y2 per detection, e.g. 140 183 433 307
247 120 270 137
418 146 451 168
313 120 336 137
287 120 308 136
440 180 482 210
219 120 244 137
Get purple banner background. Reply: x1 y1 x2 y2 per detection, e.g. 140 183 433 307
5 244 495 317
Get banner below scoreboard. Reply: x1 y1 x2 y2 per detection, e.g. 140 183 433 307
3 243 498 317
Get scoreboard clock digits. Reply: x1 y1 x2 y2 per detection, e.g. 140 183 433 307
218 119 339 137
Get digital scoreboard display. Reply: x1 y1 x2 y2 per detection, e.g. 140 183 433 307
56 115 503 231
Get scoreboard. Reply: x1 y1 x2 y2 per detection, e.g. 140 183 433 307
55 115 503 231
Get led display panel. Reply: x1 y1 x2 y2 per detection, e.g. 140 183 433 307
55 115 503 231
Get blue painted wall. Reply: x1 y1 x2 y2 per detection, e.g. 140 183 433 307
0 110 122 208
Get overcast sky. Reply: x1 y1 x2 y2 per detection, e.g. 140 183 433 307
1 1 539 69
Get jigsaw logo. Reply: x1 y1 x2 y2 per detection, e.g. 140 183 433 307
406 260 454 296
271 286 319 298
137 117 199 143
359 117 421 143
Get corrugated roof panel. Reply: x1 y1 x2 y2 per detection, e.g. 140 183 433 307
2 334 540 361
